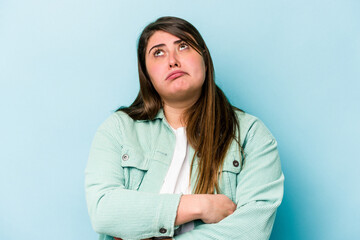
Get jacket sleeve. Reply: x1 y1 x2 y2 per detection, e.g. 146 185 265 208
174 118 284 240
85 114 181 240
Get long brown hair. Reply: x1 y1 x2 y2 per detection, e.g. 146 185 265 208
118 16 243 194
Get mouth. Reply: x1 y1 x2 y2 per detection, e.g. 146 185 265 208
166 70 187 80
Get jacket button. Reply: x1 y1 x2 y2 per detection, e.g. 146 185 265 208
233 160 239 167
122 154 129 161
159 227 167 234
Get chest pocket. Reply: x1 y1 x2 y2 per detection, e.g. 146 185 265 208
120 145 150 191
219 150 242 202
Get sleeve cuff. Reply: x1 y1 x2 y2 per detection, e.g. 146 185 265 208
153 193 182 237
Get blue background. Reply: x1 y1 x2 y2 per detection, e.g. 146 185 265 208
1 0 359 239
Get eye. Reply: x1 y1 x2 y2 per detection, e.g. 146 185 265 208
179 42 189 51
154 49 164 57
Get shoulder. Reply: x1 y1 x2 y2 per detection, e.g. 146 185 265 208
95 111 138 139
95 110 164 143
234 110 276 147
99 111 136 128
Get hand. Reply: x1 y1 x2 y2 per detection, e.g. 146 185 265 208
200 194 236 224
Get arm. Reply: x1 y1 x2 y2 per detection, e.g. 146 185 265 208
174 118 284 240
113 193 235 240
86 114 236 239
85 114 181 239
175 194 236 225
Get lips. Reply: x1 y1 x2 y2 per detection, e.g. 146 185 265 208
166 70 187 80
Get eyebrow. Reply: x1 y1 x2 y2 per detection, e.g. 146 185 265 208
148 39 183 54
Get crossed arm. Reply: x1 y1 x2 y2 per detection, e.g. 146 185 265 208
86 115 284 240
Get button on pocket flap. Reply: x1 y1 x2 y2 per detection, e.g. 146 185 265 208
120 145 149 170
222 150 242 174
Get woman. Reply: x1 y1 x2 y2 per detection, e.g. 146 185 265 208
85 16 284 240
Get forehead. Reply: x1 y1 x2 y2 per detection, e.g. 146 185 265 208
146 31 181 50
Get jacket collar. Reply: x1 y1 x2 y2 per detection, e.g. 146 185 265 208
154 108 165 120
136 108 165 122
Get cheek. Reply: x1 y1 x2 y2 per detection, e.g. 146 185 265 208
189 57 206 82
146 65 167 94
146 62 162 83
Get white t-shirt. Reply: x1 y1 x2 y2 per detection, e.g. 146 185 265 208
159 127 194 235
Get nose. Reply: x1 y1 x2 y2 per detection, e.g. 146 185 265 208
168 51 180 68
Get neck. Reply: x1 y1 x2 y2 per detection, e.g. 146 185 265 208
163 99 196 129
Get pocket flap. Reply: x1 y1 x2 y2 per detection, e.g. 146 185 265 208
221 150 242 174
120 145 149 170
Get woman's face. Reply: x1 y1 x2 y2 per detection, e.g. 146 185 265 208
145 31 206 104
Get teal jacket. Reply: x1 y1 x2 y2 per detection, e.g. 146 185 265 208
85 109 284 240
